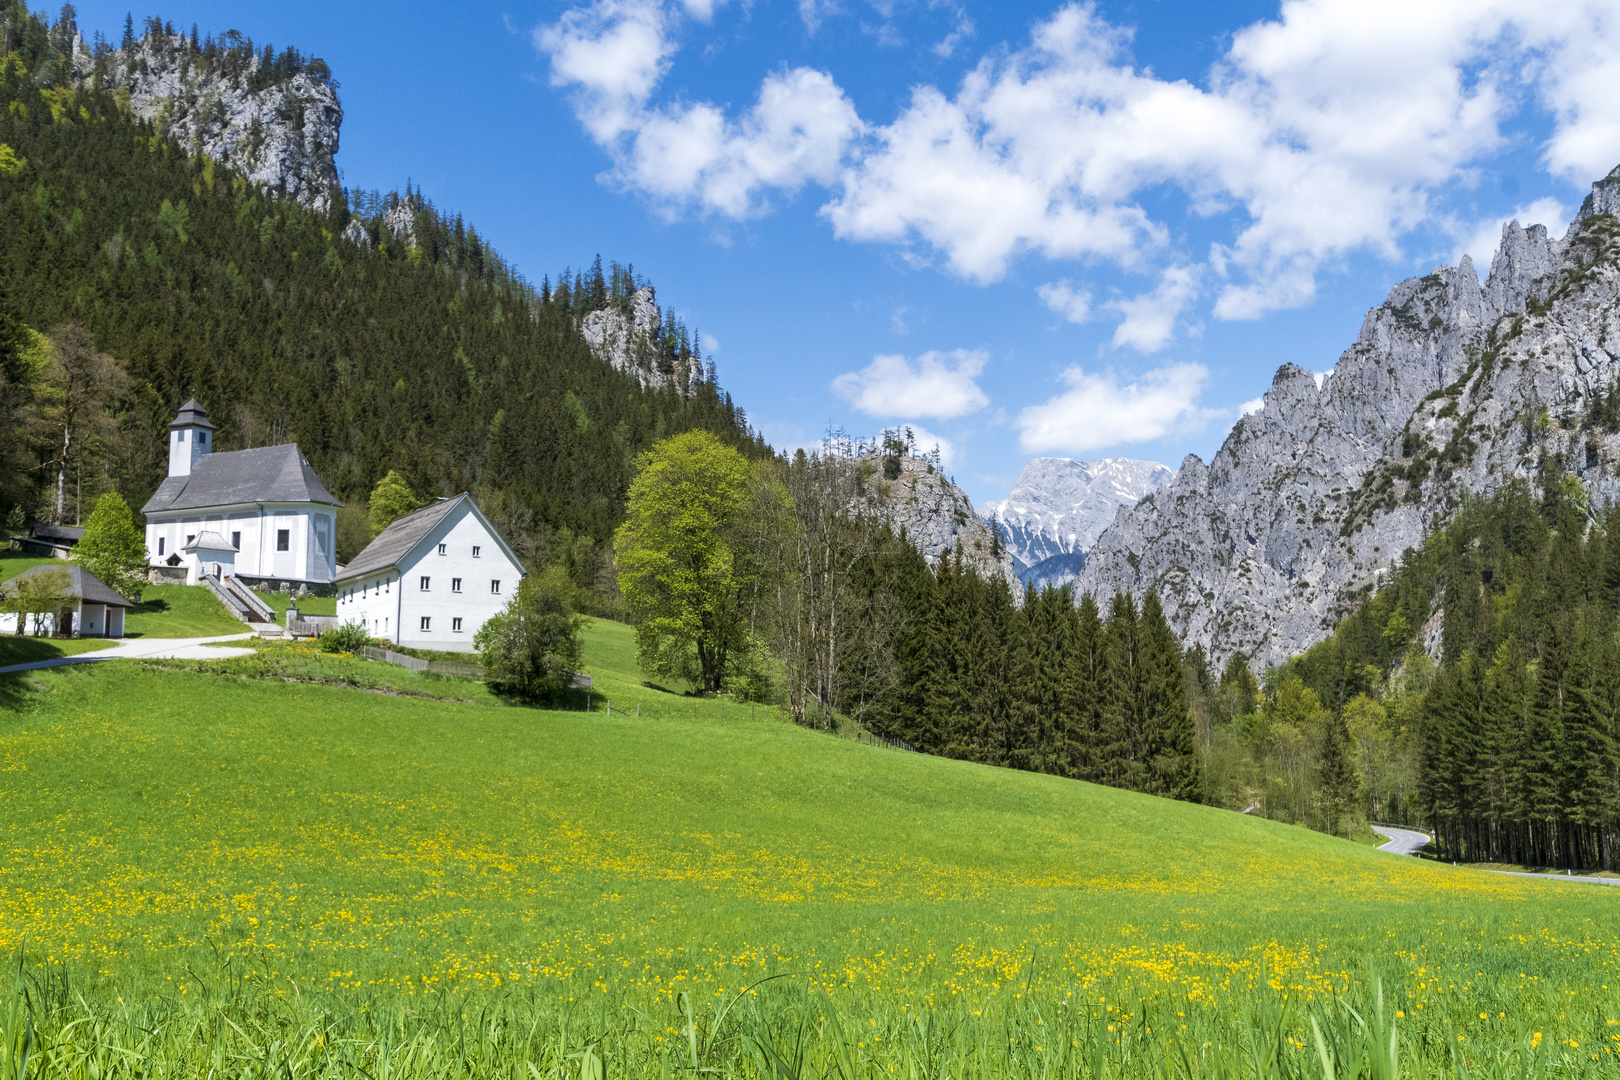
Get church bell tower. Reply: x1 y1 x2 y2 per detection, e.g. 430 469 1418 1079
167 398 216 478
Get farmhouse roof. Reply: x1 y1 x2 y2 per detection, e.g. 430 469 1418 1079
0 564 135 608
337 493 524 585
141 444 342 514
28 524 85 542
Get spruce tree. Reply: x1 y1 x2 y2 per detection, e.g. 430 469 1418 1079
1138 591 1199 801
1315 710 1355 838
1099 593 1143 791
1064 592 1106 781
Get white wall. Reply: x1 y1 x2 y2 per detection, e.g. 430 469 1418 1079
146 504 337 583
335 503 525 652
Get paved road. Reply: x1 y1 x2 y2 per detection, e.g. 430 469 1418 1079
1371 824 1432 855
0 633 257 675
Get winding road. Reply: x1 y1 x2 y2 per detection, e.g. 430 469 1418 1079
1371 824 1433 855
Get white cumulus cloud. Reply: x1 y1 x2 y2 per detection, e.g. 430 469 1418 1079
1108 265 1200 352
831 349 990 419
1239 396 1265 416
1037 279 1093 324
1016 362 1211 453
539 0 1620 319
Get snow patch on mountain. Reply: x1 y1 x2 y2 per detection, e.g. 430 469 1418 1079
980 457 1175 587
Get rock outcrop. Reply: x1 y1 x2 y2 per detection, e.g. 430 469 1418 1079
580 287 705 390
981 457 1174 588
853 454 1018 590
71 25 341 211
1081 164 1620 670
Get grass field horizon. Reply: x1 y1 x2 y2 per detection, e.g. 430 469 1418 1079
3 619 1619 1075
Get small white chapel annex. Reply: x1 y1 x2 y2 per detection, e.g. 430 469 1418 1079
336 493 524 651
141 399 343 588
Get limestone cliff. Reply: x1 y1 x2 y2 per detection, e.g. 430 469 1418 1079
69 21 341 210
580 287 705 391
1081 164 1620 670
853 454 1018 590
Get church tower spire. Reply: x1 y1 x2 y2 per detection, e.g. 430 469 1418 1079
167 398 216 477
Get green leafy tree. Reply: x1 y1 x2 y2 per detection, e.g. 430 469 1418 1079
475 569 585 702
73 491 147 598
367 470 423 538
614 430 788 694
2 566 70 635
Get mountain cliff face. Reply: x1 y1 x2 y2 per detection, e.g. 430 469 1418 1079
1081 164 1620 670
64 20 341 211
981 457 1174 588
579 287 704 390
856 454 1018 589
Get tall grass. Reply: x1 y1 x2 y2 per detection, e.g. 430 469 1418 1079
0 956 1608 1078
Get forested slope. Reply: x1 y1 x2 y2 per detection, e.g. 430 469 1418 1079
0 3 762 582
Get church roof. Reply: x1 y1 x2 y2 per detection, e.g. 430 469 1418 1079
0 564 135 608
141 444 342 514
337 497 462 582
169 397 216 431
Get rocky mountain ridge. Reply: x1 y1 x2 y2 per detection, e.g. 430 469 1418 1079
856 454 1018 590
67 20 342 211
580 287 705 391
981 457 1174 588
1080 163 1620 670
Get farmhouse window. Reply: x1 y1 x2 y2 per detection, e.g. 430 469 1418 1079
472 545 481 557
438 543 447 555
420 616 431 631
452 617 463 632
276 530 289 551
420 576 431 591
491 579 501 594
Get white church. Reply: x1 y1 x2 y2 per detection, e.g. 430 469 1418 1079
142 399 343 588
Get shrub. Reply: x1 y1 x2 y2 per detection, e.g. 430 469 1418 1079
475 568 583 702
318 620 370 654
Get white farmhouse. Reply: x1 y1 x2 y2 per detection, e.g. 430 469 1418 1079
141 399 343 588
0 565 134 638
335 493 524 651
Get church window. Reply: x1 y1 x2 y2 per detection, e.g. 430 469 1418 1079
453 617 463 632
491 579 501 594
420 576 431 591
472 545 481 558
158 537 165 556
186 534 195 546
276 530 289 551
420 616 431 631
451 578 462 593
231 531 241 550
438 543 447 555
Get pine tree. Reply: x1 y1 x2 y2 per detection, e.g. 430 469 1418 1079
1064 592 1106 780
1315 710 1355 838
1099 593 1143 790
1138 591 1199 801
1525 625 1569 865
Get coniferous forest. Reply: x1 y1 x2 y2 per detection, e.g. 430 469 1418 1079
0 2 763 596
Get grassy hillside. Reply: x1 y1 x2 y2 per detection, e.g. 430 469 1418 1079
1 623 1617 1074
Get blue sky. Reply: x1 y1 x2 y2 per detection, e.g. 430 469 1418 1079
70 0 1620 505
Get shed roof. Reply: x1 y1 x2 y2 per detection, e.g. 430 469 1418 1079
0 564 136 608
141 444 341 514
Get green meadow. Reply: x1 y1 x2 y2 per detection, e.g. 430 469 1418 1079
2 619 1619 1076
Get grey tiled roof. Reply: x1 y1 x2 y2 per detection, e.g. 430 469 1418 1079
170 397 216 431
29 524 85 542
336 497 462 582
183 531 235 551
141 444 342 514
0 564 135 607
